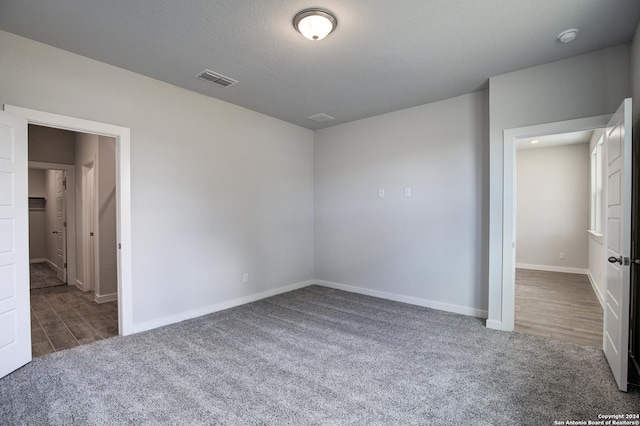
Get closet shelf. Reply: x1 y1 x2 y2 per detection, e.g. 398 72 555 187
28 196 46 211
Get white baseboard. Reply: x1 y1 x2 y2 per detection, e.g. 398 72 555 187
313 280 488 319
75 279 86 292
45 258 57 271
515 263 588 275
587 272 605 309
131 280 315 334
95 292 118 304
29 258 47 264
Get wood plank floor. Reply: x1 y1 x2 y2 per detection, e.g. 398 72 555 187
514 269 603 348
29 265 118 357
29 262 65 289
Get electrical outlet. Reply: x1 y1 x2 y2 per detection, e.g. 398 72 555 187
378 188 385 198
559 253 565 260
404 187 411 197
242 273 249 283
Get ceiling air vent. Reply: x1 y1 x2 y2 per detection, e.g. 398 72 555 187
195 69 238 88
307 113 335 123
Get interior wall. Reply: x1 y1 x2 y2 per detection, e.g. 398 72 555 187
6 26 634 333
28 168 46 261
0 30 314 329
516 143 589 270
314 91 489 316
74 132 118 298
488 44 631 326
28 124 75 165
28 168 45 195
98 136 117 297
588 129 607 305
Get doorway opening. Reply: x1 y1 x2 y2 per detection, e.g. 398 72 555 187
498 99 633 391
28 166 71 290
513 129 605 347
5 105 133 342
27 124 120 357
497 114 611 331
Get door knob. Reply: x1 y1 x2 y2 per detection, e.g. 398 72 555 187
608 256 622 264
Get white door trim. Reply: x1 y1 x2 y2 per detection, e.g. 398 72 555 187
5 105 134 336
488 114 611 331
28 161 77 289
81 160 97 293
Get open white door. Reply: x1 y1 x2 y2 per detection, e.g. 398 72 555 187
0 110 31 378
603 98 632 392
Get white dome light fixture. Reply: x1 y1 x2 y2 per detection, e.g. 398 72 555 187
557 28 579 43
293 8 337 41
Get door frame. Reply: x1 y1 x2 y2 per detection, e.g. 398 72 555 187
489 114 611 331
53 170 67 283
81 159 97 293
5 105 134 336
28 161 77 288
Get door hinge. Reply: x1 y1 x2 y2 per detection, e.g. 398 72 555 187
63 262 67 268
63 221 67 227
118 243 121 249
63 178 67 189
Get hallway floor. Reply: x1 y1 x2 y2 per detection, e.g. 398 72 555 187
30 282 118 358
515 268 603 347
29 262 65 289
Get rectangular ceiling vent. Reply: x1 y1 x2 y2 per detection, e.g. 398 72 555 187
195 69 238 88
307 113 335 123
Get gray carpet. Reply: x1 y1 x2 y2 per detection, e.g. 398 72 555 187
1 286 638 425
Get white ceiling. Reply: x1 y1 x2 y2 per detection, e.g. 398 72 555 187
516 130 595 151
1 1 639 130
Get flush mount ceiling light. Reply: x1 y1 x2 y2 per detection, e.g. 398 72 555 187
557 28 579 43
293 8 337 41
530 140 539 144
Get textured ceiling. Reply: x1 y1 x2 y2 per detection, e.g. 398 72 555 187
1 0 639 130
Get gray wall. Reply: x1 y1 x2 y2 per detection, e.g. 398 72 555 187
314 91 488 315
28 168 45 196
4 27 635 332
516 143 589 270
488 44 631 325
28 124 75 165
28 168 46 260
74 132 118 297
0 30 314 327
98 136 117 297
